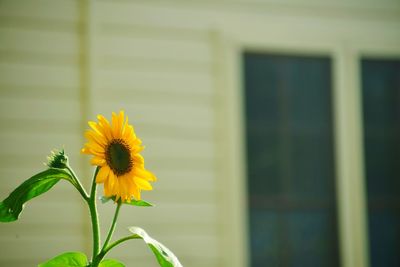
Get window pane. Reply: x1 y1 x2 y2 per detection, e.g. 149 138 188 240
244 53 339 267
362 58 400 267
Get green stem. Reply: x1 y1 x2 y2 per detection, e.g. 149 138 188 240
94 236 138 265
66 165 89 201
105 236 137 254
89 167 101 264
102 200 122 251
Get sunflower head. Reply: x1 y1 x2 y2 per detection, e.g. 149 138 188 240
82 111 156 202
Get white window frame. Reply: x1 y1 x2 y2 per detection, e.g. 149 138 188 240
215 24 400 267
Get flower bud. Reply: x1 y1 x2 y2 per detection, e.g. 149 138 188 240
46 149 68 169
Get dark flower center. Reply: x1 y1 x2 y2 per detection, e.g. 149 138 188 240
106 139 132 176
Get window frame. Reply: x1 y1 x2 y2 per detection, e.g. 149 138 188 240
214 28 400 267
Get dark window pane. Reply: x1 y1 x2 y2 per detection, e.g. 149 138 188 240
362 58 400 267
249 210 280 267
368 211 400 267
290 132 335 199
244 53 339 267
286 211 338 267
247 130 281 195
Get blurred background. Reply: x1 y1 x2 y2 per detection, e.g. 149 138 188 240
0 0 399 266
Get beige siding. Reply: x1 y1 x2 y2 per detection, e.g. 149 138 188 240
0 0 86 266
94 3 220 266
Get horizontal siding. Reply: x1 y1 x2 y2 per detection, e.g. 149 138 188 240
99 35 212 63
97 1 211 31
0 132 82 154
0 27 80 57
95 1 221 266
97 69 213 96
0 0 79 22
0 0 222 265
97 0 400 24
96 0 400 43
0 1 85 266
1 238 86 262
0 63 80 89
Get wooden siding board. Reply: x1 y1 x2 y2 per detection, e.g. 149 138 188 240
0 0 80 22
99 35 212 63
0 27 80 56
0 97 81 121
96 69 213 95
0 62 79 89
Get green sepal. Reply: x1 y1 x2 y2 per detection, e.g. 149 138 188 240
38 251 88 267
100 196 153 207
0 168 73 222
129 227 182 267
99 259 125 267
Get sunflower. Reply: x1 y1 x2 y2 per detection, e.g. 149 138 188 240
81 111 156 202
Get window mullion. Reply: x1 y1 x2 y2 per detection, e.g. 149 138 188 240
332 48 370 267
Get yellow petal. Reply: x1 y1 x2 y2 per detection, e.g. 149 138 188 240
125 178 136 199
85 130 106 147
133 154 144 165
134 168 157 181
133 144 144 154
82 143 104 157
91 157 106 166
96 166 110 183
86 142 105 154
119 178 129 201
86 148 104 158
122 129 131 141
135 177 153 190
132 185 141 200
112 175 120 196
97 115 113 141
123 124 134 140
105 172 115 196
121 115 130 138
111 112 120 138
104 179 112 197
88 121 106 138
97 114 110 127
128 138 143 153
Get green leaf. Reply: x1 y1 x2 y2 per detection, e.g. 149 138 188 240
99 259 125 267
100 196 153 207
129 227 182 267
0 168 73 222
124 199 153 207
38 251 88 267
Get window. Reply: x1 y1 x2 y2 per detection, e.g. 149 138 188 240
362 58 400 267
243 53 339 267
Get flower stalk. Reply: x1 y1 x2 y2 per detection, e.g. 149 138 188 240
88 167 100 264
93 235 138 266
102 200 122 251
66 165 89 201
